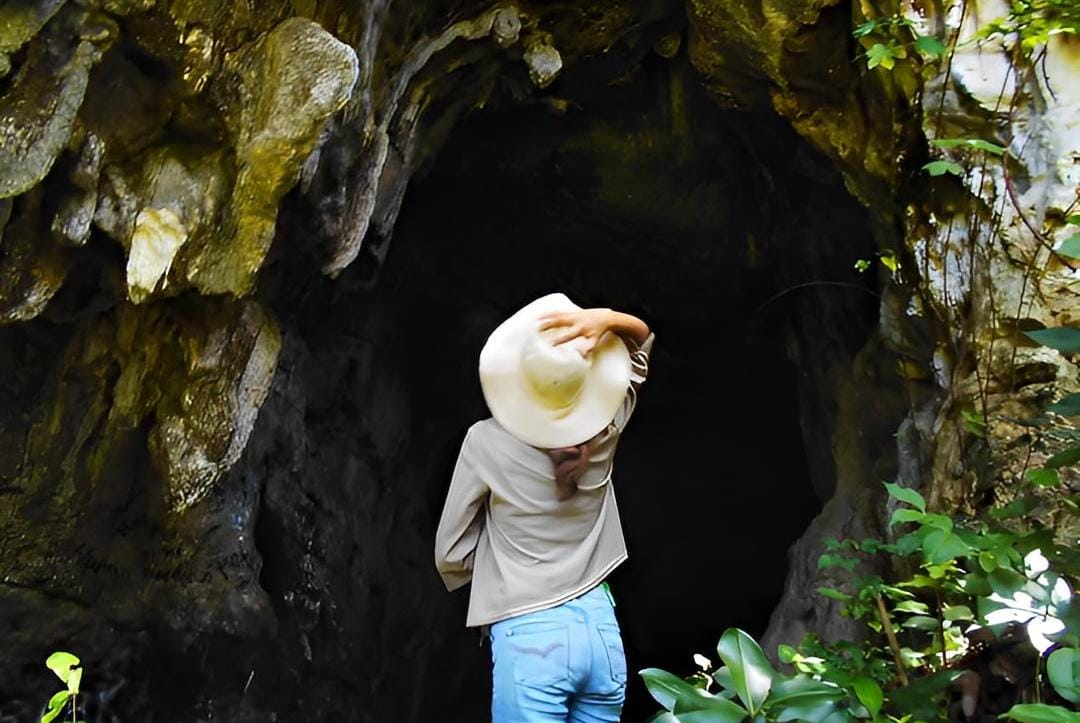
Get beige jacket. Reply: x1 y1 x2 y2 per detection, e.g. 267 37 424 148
434 332 655 627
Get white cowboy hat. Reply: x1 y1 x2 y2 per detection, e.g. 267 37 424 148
479 293 632 448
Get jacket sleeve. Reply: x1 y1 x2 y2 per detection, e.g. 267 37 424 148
434 427 489 592
613 331 655 432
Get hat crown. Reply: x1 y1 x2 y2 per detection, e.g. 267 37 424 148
520 328 590 410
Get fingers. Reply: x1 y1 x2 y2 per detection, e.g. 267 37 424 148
537 311 576 330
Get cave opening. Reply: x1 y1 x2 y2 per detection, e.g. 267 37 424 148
255 52 883 719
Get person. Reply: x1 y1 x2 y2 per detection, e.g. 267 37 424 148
434 292 654 723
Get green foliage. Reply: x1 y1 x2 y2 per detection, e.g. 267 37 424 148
641 475 1078 721
852 15 946 70
1001 703 1080 722
41 652 84 723
976 0 1080 50
1023 328 1080 354
642 632 857 723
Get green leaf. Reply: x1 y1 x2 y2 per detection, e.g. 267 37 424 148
921 513 954 532
852 677 883 718
1001 703 1080 722
717 629 776 715
889 508 926 528
1046 648 1080 704
923 160 965 176
902 615 941 631
45 652 80 685
867 43 896 69
816 587 852 602
979 550 1001 572
914 34 947 57
642 668 705 711
1054 234 1080 260
853 20 879 38
769 676 846 723
640 668 748 720
988 566 1028 597
67 665 82 695
894 600 930 614
1024 327 1080 354
944 605 974 621
1025 468 1060 487
646 713 681 723
676 712 748 723
989 496 1039 519
931 138 1006 155
1048 393 1080 416
884 482 926 512
923 529 971 564
777 644 798 664
1046 444 1080 470
41 690 70 723
888 670 963 719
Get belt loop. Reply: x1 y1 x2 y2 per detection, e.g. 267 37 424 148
601 581 616 607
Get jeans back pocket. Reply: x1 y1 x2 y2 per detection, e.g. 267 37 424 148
503 620 570 688
596 623 627 686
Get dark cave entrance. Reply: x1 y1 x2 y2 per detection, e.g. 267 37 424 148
342 55 883 719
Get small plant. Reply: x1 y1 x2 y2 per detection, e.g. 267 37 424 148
41 652 84 723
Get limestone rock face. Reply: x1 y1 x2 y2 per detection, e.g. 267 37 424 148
0 0 1076 720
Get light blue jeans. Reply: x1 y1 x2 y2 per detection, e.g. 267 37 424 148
490 584 627 722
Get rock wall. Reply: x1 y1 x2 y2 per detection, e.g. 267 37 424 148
0 0 1076 720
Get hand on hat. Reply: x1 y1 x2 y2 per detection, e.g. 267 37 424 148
537 308 615 358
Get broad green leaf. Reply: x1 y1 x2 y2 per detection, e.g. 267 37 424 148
1048 393 1080 416
867 43 895 69
641 668 749 720
921 513 954 532
923 160 964 176
676 712 746 723
979 551 1001 572
1046 648 1080 704
988 566 1027 597
1024 327 1080 354
717 629 776 715
816 587 852 601
769 676 846 722
852 677 883 718
45 652 80 685
914 35 947 57
1046 444 1080 470
674 694 750 720
944 605 974 621
889 508 925 528
1025 468 1060 486
41 690 70 723
923 529 971 564
902 615 940 631
714 667 737 697
777 644 798 664
67 665 82 695
1001 703 1080 722
1055 235 1080 260
642 668 708 711
884 482 926 512
894 600 930 614
646 713 681 723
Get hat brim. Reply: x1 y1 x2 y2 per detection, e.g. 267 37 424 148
479 293 632 448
